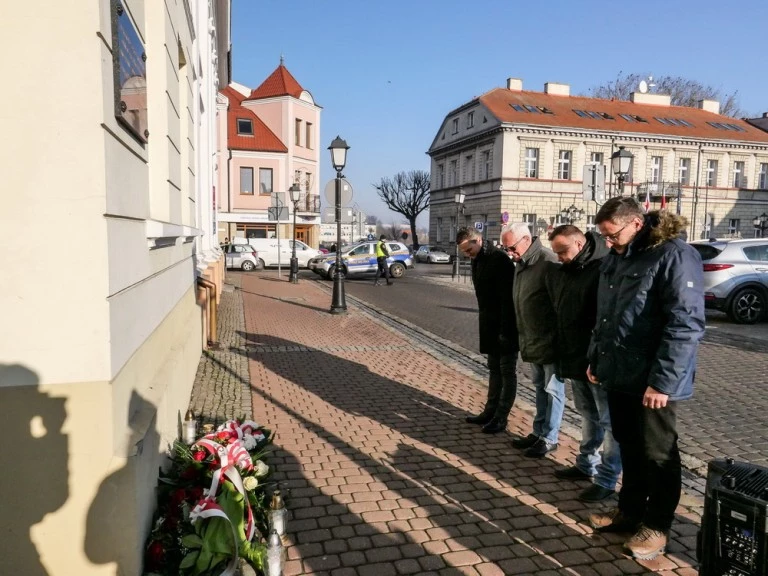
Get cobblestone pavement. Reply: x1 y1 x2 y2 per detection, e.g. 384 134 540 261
233 271 701 575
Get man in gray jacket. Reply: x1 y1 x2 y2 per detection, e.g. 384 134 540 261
501 222 564 458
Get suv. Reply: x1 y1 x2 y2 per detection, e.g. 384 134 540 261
309 241 414 279
691 238 768 324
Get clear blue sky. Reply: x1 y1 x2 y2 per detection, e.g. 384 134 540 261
231 0 767 227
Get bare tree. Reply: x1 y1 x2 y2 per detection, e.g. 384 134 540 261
587 72 744 117
372 170 430 250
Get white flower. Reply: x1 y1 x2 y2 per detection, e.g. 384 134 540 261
254 460 269 477
243 434 257 450
243 476 259 491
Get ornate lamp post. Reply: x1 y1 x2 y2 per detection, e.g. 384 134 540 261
610 146 634 196
451 188 466 280
559 204 584 224
288 184 301 283
753 212 768 238
328 136 349 314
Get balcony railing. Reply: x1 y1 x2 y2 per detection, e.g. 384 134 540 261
300 193 320 213
635 181 684 200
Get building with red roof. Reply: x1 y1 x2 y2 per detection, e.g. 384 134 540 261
216 60 322 247
428 77 768 247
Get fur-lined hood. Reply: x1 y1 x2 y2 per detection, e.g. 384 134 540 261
636 210 688 251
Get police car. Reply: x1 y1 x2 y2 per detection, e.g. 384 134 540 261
308 241 414 279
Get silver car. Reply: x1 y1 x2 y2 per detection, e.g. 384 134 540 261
222 244 261 271
691 238 768 324
414 245 451 264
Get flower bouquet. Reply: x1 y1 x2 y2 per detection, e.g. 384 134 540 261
144 419 274 576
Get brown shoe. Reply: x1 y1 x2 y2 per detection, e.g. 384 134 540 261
624 525 668 560
588 507 639 533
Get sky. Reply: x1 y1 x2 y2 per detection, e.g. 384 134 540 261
230 0 768 228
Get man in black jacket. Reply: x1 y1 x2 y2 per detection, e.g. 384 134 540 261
457 227 519 434
587 198 705 560
545 225 621 503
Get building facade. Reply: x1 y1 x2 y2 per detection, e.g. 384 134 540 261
0 1 229 574
217 63 322 247
428 78 768 249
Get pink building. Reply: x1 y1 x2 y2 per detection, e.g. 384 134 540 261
217 61 322 246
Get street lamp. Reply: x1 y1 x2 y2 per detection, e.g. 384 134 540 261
610 146 634 196
328 136 349 314
451 188 466 280
288 184 301 283
753 212 768 238
559 204 584 224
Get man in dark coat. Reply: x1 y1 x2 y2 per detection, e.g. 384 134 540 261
500 222 564 458
587 198 705 561
457 227 519 434
545 225 621 503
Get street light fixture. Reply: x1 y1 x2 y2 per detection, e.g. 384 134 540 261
559 204 584 224
451 188 466 280
288 184 301 283
610 146 634 196
328 136 350 314
753 212 768 238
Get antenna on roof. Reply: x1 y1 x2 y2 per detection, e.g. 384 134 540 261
280 53 284 66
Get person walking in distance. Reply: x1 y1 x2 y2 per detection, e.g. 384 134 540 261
457 227 519 434
587 197 705 560
374 235 393 286
545 224 621 503
500 222 565 458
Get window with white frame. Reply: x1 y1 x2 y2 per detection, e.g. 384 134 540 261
437 164 445 188
557 150 571 180
760 163 768 190
706 160 718 187
651 156 663 182
554 214 567 226
522 213 537 235
467 111 474 128
237 118 253 135
305 122 313 149
449 160 458 186
525 148 539 178
590 152 604 165
465 155 475 183
259 168 273 194
733 161 745 188
304 172 312 191
294 119 302 147
294 169 302 186
452 118 459 134
482 150 491 179
436 217 442 242
586 214 596 232
239 167 254 194
728 219 740 236
678 158 690 185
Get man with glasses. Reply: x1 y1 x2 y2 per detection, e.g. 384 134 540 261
457 227 519 434
500 222 564 458
586 197 705 560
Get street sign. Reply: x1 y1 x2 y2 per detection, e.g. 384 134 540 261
322 206 354 223
367 234 375 241
324 178 353 205
582 164 606 202
501 211 509 224
474 221 484 232
267 206 289 221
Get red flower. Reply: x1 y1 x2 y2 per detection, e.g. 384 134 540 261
145 540 165 571
180 466 198 480
216 431 233 442
192 450 206 462
188 486 204 502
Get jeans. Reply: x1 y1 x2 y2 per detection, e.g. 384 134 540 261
529 363 565 444
570 379 622 490
608 391 681 532
485 353 518 421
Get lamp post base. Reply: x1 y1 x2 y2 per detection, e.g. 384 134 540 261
288 257 299 283
329 271 347 314
451 258 460 280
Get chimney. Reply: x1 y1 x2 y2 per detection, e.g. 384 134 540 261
544 82 570 96
630 92 672 106
506 78 523 91
697 99 720 115
762 111 767 118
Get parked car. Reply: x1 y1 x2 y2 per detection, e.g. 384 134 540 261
414 245 451 264
691 238 768 324
222 244 261 271
234 238 321 268
308 241 414 279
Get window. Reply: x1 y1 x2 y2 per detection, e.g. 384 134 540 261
524 105 541 113
760 163 768 190
574 110 589 118
651 156 663 183
237 118 253 135
305 122 313 149
465 155 475 182
525 148 539 178
586 214 596 232
452 118 459 134
619 114 636 122
295 119 302 146
522 213 537 235
437 163 445 188
436 217 442 242
706 160 718 187
294 169 302 187
733 161 745 188
554 214 567 225
467 111 474 128
482 150 491 179
557 150 571 180
449 160 458 186
743 245 768 261
511 104 525 112
728 219 740 235
678 158 691 185
239 167 254 194
590 152 604 166
304 172 312 191
259 168 273 194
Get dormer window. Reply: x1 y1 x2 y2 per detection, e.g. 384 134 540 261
237 119 253 135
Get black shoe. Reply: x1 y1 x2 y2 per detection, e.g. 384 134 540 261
524 438 558 458
578 484 616 503
481 418 507 434
465 412 493 425
554 466 594 481
511 433 539 449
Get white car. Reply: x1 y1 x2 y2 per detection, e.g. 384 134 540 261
234 238 321 268
222 244 261 271
414 245 451 264
309 241 414 279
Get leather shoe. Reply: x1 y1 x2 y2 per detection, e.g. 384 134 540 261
511 433 539 449
578 484 615 503
554 465 594 481
524 438 558 458
481 418 507 434
465 412 493 425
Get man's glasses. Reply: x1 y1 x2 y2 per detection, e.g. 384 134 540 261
602 223 629 243
503 237 527 254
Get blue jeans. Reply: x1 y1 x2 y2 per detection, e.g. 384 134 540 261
530 363 565 444
570 379 622 490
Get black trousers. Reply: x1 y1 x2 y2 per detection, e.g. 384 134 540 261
485 353 518 422
374 257 391 282
608 391 681 532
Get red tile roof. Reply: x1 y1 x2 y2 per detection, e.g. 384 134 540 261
220 86 287 153
247 64 304 100
478 89 768 143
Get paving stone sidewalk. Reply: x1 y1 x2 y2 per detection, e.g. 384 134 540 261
189 271 702 576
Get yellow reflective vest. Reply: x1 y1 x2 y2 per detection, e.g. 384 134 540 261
375 241 389 258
